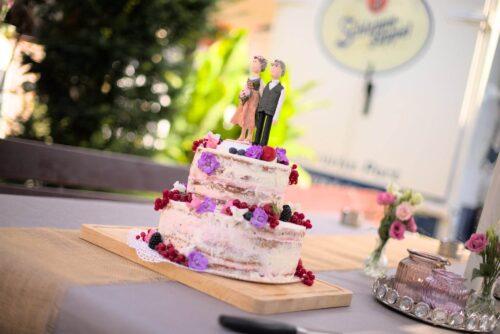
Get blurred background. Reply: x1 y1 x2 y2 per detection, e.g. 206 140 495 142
0 0 499 242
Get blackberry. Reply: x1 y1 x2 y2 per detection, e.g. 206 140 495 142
243 211 253 221
280 205 292 222
148 232 163 249
237 149 246 156
229 147 238 154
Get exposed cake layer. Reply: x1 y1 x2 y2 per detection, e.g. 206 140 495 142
158 201 305 283
187 147 290 206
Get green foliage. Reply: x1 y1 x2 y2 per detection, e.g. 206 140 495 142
160 29 316 164
20 0 216 155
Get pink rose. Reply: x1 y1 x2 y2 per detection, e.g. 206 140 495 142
377 191 396 205
204 131 221 149
465 233 488 253
395 202 413 221
389 220 406 240
406 217 418 233
186 196 203 210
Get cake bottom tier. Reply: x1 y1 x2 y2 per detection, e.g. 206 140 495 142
158 202 306 283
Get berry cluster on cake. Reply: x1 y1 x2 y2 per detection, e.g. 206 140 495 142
136 132 315 285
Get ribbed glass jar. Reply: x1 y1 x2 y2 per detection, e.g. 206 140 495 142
422 269 469 314
394 249 450 302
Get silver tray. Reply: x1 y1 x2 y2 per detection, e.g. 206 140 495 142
373 276 498 333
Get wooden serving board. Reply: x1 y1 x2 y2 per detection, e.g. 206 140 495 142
80 224 352 314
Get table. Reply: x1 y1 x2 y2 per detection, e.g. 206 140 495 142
0 194 472 334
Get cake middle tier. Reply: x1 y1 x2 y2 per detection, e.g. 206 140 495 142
187 147 291 205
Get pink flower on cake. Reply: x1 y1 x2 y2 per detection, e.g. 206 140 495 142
465 233 488 253
187 196 203 210
144 229 157 243
250 207 268 228
187 251 208 271
376 192 396 206
406 217 418 233
389 220 406 240
196 197 216 214
204 131 220 149
197 152 220 175
395 202 413 221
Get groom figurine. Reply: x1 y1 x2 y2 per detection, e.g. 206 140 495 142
253 59 286 146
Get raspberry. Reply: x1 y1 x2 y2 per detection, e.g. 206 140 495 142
260 146 276 161
303 278 314 286
148 232 163 249
243 211 253 221
154 198 163 211
280 205 292 221
229 147 237 154
289 169 299 185
192 139 206 151
135 235 140 240
172 193 181 201
162 189 170 199
240 202 248 209
263 203 273 215
233 199 241 207
249 204 257 212
186 193 193 202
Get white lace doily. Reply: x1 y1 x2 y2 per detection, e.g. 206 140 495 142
127 228 168 263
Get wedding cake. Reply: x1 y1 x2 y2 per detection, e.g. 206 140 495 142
136 134 315 285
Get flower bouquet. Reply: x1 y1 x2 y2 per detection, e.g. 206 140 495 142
364 184 423 277
465 227 500 315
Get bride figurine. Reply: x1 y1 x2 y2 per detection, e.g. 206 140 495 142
231 55 267 142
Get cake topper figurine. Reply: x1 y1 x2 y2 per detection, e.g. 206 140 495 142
231 56 267 142
253 59 286 146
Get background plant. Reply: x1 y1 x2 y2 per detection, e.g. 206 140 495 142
19 0 216 156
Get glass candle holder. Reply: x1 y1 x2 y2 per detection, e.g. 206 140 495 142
422 269 469 314
394 249 450 302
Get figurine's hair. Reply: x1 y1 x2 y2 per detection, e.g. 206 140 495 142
272 59 286 76
253 55 268 72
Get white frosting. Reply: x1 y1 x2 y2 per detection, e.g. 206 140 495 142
188 147 290 205
158 201 305 283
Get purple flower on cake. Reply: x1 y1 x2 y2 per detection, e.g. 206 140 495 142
376 191 396 206
395 202 413 221
250 207 268 228
187 251 208 271
245 145 263 159
389 220 406 240
197 152 220 175
204 131 221 149
196 197 216 214
275 147 289 165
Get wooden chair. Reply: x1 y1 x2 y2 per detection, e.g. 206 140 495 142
0 138 189 202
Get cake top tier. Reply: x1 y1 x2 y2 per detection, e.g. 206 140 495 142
188 143 292 206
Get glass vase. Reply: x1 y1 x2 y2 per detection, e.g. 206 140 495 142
364 239 388 278
393 249 450 302
422 269 470 314
466 277 496 315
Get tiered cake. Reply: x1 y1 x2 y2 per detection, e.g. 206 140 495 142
148 135 314 285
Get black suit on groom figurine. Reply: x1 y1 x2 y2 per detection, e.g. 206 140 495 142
253 59 286 146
